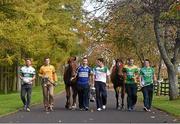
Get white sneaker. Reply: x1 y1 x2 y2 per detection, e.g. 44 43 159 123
26 108 30 112
147 109 151 112
97 108 102 111
102 105 106 110
71 104 77 109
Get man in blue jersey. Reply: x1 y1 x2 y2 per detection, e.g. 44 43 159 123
76 57 92 111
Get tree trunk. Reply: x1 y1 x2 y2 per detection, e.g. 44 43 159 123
167 67 179 100
153 12 179 100
4 67 7 94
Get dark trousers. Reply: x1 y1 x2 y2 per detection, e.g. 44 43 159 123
21 84 32 108
125 83 137 109
142 84 154 109
77 84 90 109
95 81 107 109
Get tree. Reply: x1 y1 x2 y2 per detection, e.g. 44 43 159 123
0 0 85 93
141 0 180 100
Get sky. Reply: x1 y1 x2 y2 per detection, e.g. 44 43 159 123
82 0 110 18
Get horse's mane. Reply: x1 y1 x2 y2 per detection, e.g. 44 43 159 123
63 57 78 83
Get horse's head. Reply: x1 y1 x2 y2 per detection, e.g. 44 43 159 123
111 59 124 83
68 56 78 78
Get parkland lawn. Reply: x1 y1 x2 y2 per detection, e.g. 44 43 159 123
0 84 65 116
138 93 180 117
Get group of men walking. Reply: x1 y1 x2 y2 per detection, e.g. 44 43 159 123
19 57 57 112
19 56 156 113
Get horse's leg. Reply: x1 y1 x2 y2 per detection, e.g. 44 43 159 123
71 84 77 109
65 84 71 109
115 86 120 109
121 84 125 109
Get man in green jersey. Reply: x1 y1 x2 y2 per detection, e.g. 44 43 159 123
92 58 111 111
123 58 139 111
140 59 157 112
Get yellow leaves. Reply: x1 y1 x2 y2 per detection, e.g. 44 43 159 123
161 2 180 20
5 54 14 65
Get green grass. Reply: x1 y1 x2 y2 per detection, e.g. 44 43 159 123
138 92 180 117
152 96 180 117
0 84 65 116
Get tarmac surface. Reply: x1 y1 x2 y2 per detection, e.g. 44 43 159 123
0 90 179 123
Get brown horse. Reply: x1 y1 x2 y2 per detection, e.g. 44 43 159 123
110 59 125 110
63 57 78 109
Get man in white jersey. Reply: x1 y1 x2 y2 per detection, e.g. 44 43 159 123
92 58 111 111
19 58 36 112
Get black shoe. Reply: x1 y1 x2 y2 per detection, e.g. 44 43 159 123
143 107 148 112
85 107 89 111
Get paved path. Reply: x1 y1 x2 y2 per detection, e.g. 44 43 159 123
0 90 179 123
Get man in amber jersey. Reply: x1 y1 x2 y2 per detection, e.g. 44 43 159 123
39 57 58 112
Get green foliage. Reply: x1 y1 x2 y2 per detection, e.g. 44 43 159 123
161 2 180 21
105 2 159 65
0 0 84 67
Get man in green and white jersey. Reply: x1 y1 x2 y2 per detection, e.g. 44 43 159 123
19 58 36 112
123 58 139 111
140 59 156 112
92 58 111 111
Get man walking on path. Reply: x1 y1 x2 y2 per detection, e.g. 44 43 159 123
76 57 92 111
19 58 36 112
92 58 111 111
39 57 58 112
140 59 157 112
123 58 139 111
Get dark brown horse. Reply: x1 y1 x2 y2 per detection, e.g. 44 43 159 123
110 59 125 110
63 57 78 109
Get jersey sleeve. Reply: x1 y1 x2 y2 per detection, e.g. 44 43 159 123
135 66 140 74
51 65 58 82
38 66 43 77
140 68 143 76
106 67 111 76
19 67 23 75
32 68 36 75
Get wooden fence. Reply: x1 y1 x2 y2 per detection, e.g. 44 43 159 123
154 78 180 96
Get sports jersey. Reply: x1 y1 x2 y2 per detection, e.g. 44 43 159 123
140 67 154 86
39 65 57 82
77 66 92 85
123 65 139 84
93 66 110 83
20 66 36 84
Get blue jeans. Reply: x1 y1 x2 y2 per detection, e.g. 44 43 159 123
142 84 154 109
125 83 137 109
77 84 90 109
95 81 107 109
21 84 32 108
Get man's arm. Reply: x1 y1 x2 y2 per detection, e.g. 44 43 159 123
31 75 36 82
38 66 43 77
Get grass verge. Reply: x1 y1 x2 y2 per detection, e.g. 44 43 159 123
138 92 180 117
0 83 65 116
